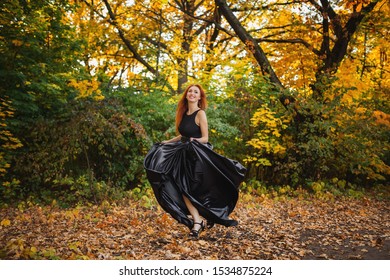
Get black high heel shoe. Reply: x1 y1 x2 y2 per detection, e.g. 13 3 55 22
189 220 205 238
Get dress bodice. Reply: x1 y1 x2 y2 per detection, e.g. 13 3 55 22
178 110 202 138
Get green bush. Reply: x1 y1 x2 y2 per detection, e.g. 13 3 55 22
116 89 176 142
5 98 150 205
247 85 389 189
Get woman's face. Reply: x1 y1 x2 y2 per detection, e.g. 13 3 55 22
186 86 201 103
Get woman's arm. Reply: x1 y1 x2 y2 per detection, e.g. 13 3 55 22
191 110 209 144
161 135 182 144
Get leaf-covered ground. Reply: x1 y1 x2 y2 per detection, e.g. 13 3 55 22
1 194 389 260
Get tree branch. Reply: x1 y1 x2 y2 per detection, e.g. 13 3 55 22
169 1 235 37
230 1 303 12
215 0 283 88
319 0 331 57
256 38 322 56
101 0 157 75
329 0 378 69
320 0 343 39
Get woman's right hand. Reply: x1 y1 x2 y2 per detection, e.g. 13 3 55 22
161 135 181 144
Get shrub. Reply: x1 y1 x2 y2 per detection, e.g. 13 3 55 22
246 86 389 189
7 98 150 204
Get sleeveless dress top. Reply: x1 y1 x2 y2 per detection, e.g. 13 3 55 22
178 109 202 138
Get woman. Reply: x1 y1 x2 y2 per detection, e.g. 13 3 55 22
144 84 246 238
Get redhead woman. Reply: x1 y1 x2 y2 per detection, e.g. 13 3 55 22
144 84 246 238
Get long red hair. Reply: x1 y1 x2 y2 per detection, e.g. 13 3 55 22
175 84 208 133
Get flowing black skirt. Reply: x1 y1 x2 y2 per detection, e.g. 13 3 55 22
143 140 246 229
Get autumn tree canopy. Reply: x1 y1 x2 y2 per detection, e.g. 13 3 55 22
69 1 388 95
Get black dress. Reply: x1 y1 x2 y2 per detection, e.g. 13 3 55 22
144 110 246 229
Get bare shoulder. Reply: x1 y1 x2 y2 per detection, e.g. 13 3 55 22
195 109 207 126
197 109 207 118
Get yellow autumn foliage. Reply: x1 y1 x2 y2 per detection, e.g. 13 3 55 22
1 219 11 227
373 110 390 127
245 104 290 167
68 78 104 101
0 97 23 176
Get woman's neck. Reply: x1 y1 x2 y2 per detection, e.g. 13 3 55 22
187 103 200 114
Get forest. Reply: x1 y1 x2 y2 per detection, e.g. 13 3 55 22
0 0 389 260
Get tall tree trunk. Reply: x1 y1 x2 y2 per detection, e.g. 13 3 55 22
214 0 283 89
176 0 212 94
175 0 195 94
177 14 192 94
311 0 379 98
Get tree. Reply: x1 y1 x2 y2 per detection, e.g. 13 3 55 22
0 0 103 189
212 0 389 186
214 0 384 98
0 0 96 123
214 0 283 88
79 0 244 94
81 0 208 93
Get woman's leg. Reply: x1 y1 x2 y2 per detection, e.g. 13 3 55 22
183 195 203 231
